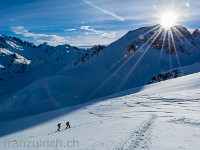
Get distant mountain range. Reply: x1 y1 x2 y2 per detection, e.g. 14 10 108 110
0 25 200 121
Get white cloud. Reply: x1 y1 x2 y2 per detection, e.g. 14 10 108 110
80 26 90 30
80 26 116 38
61 28 76 32
82 0 124 21
11 26 69 46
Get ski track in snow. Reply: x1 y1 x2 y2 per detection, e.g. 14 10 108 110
118 115 157 150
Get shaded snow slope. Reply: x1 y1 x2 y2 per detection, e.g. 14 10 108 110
0 72 200 149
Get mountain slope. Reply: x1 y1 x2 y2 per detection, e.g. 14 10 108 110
0 25 200 121
0 72 200 150
0 34 89 96
147 61 200 84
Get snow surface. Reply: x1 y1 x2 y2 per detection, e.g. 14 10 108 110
0 64 4 69
6 41 24 51
0 72 200 150
0 48 13 55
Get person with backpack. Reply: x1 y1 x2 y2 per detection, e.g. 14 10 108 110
65 122 70 129
57 123 61 131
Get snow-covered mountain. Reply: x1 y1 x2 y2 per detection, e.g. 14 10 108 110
0 25 200 121
0 72 200 150
0 34 89 96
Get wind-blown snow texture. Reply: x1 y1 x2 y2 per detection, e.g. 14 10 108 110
0 25 200 121
0 72 200 150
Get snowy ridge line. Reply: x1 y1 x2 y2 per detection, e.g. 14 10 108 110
147 62 200 85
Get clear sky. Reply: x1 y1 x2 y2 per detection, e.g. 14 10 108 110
0 0 200 46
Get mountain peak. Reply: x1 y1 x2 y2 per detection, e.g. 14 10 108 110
39 42 48 46
192 29 200 37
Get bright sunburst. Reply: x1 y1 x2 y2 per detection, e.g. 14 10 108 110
160 12 177 30
91 2 194 95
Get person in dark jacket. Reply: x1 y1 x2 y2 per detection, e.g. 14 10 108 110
57 123 61 131
65 122 70 129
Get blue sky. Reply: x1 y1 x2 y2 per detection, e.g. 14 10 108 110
0 0 200 46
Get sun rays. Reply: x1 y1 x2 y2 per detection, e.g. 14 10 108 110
87 1 200 99
88 24 189 99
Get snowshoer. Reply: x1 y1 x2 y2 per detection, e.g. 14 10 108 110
65 122 70 129
57 123 61 131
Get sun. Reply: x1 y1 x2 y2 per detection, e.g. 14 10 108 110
160 12 177 30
